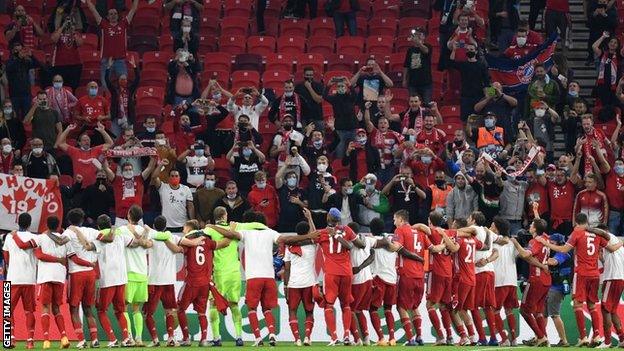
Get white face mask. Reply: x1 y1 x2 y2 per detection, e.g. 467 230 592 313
284 91 294 98
227 193 237 200
155 139 166 146
32 147 43 155
534 108 546 118
516 36 527 46
123 170 133 179
317 163 328 172
256 181 266 189
182 26 191 33
2 144 12 153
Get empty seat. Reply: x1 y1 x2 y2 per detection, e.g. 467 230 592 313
398 17 428 36
231 70 261 90
262 70 292 94
326 53 356 72
139 69 169 87
136 86 166 105
296 53 324 75
277 36 306 55
395 36 413 53
336 36 364 56
401 0 432 18
203 52 233 72
159 35 174 52
219 35 246 54
371 0 400 19
366 36 394 55
223 0 253 17
265 53 295 72
307 35 335 56
201 70 230 89
247 36 276 56
280 18 309 37
200 16 220 36
142 51 172 71
368 18 397 36
128 35 158 54
310 17 335 37
233 53 263 71
220 16 249 36
198 35 218 53
80 33 98 51
390 88 409 106
131 14 160 36
388 53 405 72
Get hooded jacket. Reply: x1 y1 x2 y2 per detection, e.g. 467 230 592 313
445 172 478 221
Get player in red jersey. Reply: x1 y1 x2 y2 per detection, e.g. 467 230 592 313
510 219 552 347
537 213 621 347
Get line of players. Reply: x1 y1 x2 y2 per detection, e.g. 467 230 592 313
4 200 624 348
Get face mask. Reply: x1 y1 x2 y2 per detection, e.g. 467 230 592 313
256 181 266 189
2 144 11 153
516 37 527 46
337 87 346 94
212 92 222 101
615 165 624 176
534 108 546 118
345 187 353 195
96 177 106 185
205 180 215 189
155 139 166 146
80 145 90 151
169 177 180 186
123 170 133 179
357 137 367 145
466 51 476 58
569 90 578 97
195 149 204 157
283 124 293 131
182 26 191 33
3 108 12 116
32 147 43 155
238 122 247 129
287 178 297 187
146 127 156 133
88 87 98 97
365 184 375 192
317 163 328 172
284 91 293 98
435 179 446 187
313 140 323 149
53 82 63 89
409 135 416 143
421 156 432 164
484 118 495 128
507 175 516 181
242 148 252 157
227 193 237 200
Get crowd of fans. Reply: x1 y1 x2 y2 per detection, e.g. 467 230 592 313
0 0 621 253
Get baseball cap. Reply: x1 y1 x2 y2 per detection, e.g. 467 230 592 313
550 233 566 245
356 128 367 135
546 164 556 171
328 208 341 220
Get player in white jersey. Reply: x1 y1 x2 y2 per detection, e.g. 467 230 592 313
63 209 101 348
2 213 44 349
117 205 153 346
35 216 71 349
283 210 318 346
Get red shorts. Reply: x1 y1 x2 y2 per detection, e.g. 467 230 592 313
11 284 36 312
397 276 424 310
287 286 314 312
601 280 624 313
323 274 353 306
351 280 373 311
371 276 397 308
68 270 97 307
246 278 278 310
96 285 125 313
521 280 550 314
144 285 177 313
456 282 475 311
177 283 209 314
573 275 600 304
474 272 496 308
38 282 64 306
427 273 452 304
495 286 519 310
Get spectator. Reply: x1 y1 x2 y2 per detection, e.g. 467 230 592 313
11 163 24 176
415 115 447 157
104 56 139 134
544 0 569 50
353 173 389 231
573 173 608 227
55 123 113 187
381 166 429 225
323 76 357 158
499 166 530 235
102 157 156 226
198 85 234 156
213 180 251 222
474 82 518 138
306 155 336 223
6 42 41 118
293 0 317 18
49 18 82 91
248 171 280 229
408 146 446 188
4 5 44 48
350 57 393 107
591 33 622 108
513 19 543 46
112 127 142 177
294 67 324 129
233 113 262 148
433 0 461 71
563 98 587 154
226 87 269 130
74 81 112 146
503 27 539 59
153 168 195 233
0 100 25 153
269 80 305 128
330 0 358 37
79 169 115 226
193 172 225 226
343 128 381 182
429 170 451 214
540 166 580 236
525 167 550 221
526 63 560 114
467 112 506 159
490 0 520 50
601 158 624 234
363 103 403 184
322 177 362 225
47 0 86 33
446 130 471 172
449 42 490 121
399 94 442 135
471 166 503 224
173 18 199 57
528 101 560 162
24 91 63 152
164 0 203 36
46 75 78 123
447 13 479 62
179 140 215 191
275 166 307 231
301 124 339 169
269 114 305 167
256 0 266 34
0 138 17 174
226 140 266 196
528 0 545 32
21 138 60 179
167 49 202 108
154 131 178 183
136 116 158 146
172 113 206 155
85 0 139 91
402 27 433 102
587 0 617 64
445 172 478 224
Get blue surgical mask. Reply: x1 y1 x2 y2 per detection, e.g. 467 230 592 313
345 187 353 195
195 149 204 157
287 178 297 187
256 181 266 189
205 180 215 189
421 156 432 164
88 87 98 97
484 118 495 128
53 82 63 90
409 135 416 143
242 148 252 157
313 140 323 149
615 165 624 176
357 137 367 145
569 90 578 97
365 184 375 192
146 127 155 133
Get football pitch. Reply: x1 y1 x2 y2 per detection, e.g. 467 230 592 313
4 344 600 350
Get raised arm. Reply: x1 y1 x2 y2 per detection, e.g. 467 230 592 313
85 0 103 25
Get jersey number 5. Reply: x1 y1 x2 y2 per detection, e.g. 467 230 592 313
586 236 595 256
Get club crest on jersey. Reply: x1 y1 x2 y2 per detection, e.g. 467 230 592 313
516 59 536 84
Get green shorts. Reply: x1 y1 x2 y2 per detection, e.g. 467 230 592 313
213 273 242 303
125 281 148 303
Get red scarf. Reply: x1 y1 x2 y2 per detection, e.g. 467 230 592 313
598 52 618 91
118 86 129 120
279 94 301 124
277 131 291 163
401 108 424 134
583 128 607 174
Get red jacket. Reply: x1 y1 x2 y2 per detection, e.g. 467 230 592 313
248 183 280 228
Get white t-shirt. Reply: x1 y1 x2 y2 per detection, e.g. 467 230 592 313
602 234 624 281
148 231 182 285
492 241 518 287
118 224 149 278
226 96 269 130
350 236 376 285
474 226 498 274
371 233 398 284
185 155 209 188
159 183 193 228
283 245 317 288
64 227 99 274
240 228 281 280
2 231 39 285
36 233 70 284
94 232 133 288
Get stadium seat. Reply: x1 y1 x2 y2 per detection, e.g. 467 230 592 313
277 36 307 55
310 17 335 37
366 36 394 55
262 70 292 94
128 35 158 54
324 70 353 83
336 36 364 56
247 36 277 56
296 53 325 75
252 17 279 37
203 0 222 18
395 36 413 53
200 70 230 88
139 69 169 87
280 18 309 37
371 0 400 19
220 16 250 36
231 70 261 90
233 53 263 72
136 86 166 106
307 35 335 56
203 52 233 72
16 0 44 15
198 35 219 54
439 105 461 120
200 16 220 36
78 50 100 70
401 0 432 18
223 0 253 17
368 18 397 36
219 35 247 54
388 53 405 72
79 33 99 51
398 17 429 36
159 35 174 52
265 53 295 72
326 53 356 72
131 14 160 36
142 51 172 71
135 104 165 124
390 88 409 106
386 71 404 86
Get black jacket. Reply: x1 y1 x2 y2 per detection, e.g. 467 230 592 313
342 144 381 181
324 191 362 220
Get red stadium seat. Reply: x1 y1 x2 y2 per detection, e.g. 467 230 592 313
326 53 356 72
136 86 165 106
128 35 158 54
439 105 461 120
277 36 306 55
395 36 413 53
223 0 253 17
220 16 249 36
142 51 172 71
131 14 160 36
296 53 325 75
366 36 394 55
307 35 335 56
252 17 279 37
324 70 353 83
203 52 232 72
398 17 428 36
247 36 276 56
441 122 463 141
390 88 409 106
336 36 364 56
371 0 400 19
16 0 44 15
262 70 292 94
139 69 169 87
79 33 98 51
200 70 230 88
310 17 335 37
219 35 246 54
265 53 295 72
233 53 263 71
203 0 222 18
388 53 405 72
368 18 397 36
280 18 309 37
231 70 261 90
200 16 220 36
78 49 100 70
198 35 218 53
401 0 432 18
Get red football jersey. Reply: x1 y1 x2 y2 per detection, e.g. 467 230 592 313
527 234 551 285
429 227 455 278
454 237 483 286
184 238 217 287
316 225 357 276
567 229 607 277
395 224 431 279
547 180 575 225
605 170 624 210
